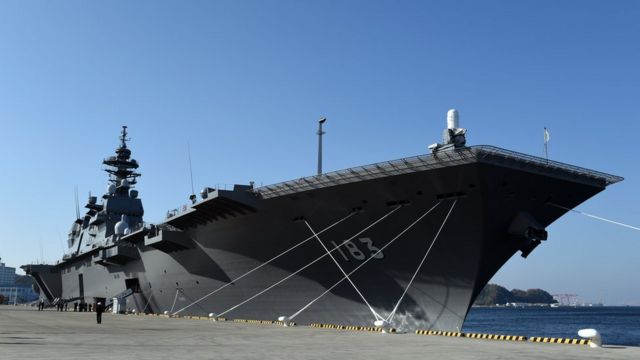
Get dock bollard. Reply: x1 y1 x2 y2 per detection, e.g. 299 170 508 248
578 329 601 348
278 316 291 327
374 319 391 334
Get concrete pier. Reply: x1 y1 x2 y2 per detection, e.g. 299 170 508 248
1 305 637 360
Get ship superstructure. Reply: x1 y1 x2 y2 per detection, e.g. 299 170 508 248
68 126 144 256
23 113 622 331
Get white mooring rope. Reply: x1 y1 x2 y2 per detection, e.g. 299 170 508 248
213 205 403 319
169 288 181 314
286 201 442 322
385 199 457 324
172 210 358 315
141 291 154 312
304 220 384 322
549 202 640 232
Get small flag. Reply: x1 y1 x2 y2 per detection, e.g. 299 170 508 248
544 127 550 144
543 127 550 162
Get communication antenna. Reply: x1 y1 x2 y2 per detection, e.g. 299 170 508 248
120 125 129 148
74 186 80 219
317 117 326 175
187 142 196 204
39 238 44 264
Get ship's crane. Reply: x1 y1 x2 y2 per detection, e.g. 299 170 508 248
552 293 578 306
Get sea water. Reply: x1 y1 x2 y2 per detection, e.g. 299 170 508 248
463 306 640 346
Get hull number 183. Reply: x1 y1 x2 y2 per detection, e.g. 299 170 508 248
330 237 384 261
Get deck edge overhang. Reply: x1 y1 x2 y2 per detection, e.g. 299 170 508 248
254 145 623 199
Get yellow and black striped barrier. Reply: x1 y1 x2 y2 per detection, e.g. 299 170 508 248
415 330 589 346
528 337 590 345
464 333 526 341
233 318 295 326
415 330 462 337
132 312 227 321
310 323 396 333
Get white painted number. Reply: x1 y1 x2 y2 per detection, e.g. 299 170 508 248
358 237 384 259
330 240 350 261
331 237 384 261
344 241 366 260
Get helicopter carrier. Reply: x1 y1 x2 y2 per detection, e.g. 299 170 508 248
22 110 622 332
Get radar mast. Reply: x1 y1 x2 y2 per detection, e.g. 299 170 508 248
103 126 141 187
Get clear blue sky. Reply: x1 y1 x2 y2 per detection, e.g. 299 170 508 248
0 0 638 305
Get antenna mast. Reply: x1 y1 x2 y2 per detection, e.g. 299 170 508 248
120 125 128 148
317 117 326 175
188 142 196 204
74 186 80 219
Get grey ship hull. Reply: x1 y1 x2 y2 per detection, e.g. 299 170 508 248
23 146 621 332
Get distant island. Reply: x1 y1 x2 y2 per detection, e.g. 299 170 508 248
473 284 557 306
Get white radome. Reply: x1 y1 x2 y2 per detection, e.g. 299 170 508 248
447 109 459 129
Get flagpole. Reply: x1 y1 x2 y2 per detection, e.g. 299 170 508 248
544 127 549 164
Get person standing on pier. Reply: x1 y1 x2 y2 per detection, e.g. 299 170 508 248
95 302 104 324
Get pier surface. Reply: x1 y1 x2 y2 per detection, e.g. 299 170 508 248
1 305 637 360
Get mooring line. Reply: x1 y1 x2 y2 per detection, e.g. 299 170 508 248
287 201 442 322
386 199 457 323
142 291 154 313
169 288 181 314
172 210 358 315
548 202 640 232
304 220 383 322
213 205 403 319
